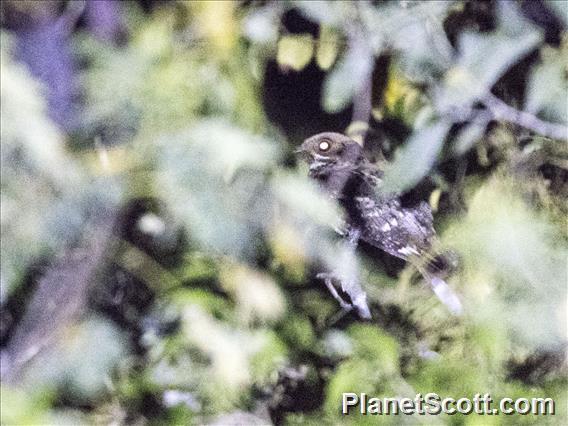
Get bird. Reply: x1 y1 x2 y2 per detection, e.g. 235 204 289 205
296 132 462 318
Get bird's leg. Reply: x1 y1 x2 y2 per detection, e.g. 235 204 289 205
316 272 353 312
345 227 361 249
317 227 372 319
316 224 359 311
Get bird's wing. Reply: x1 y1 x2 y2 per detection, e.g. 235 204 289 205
353 194 435 260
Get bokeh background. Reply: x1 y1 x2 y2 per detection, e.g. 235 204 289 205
1 1 567 425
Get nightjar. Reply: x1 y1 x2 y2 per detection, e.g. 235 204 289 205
297 132 462 317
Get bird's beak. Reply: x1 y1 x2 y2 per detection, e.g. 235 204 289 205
294 146 310 162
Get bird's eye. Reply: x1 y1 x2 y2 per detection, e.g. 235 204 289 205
319 140 330 151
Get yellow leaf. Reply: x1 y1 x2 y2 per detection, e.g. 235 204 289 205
189 1 238 58
220 263 286 323
270 222 307 282
316 26 339 70
277 34 314 71
429 188 442 212
383 67 425 124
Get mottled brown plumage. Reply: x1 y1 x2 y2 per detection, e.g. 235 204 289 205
297 132 462 316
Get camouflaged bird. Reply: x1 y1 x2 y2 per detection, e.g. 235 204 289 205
297 132 462 318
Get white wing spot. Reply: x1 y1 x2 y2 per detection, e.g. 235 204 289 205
356 196 375 209
398 246 418 256
381 223 391 232
389 218 398 226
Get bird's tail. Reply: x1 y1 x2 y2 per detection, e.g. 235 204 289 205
418 250 463 315
426 275 463 315
424 250 459 278
351 292 372 319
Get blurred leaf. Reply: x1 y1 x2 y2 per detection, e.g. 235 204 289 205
22 316 127 402
321 329 353 360
324 325 402 415
249 331 288 386
271 172 341 229
182 306 256 389
220 263 287 324
316 26 340 70
78 9 265 144
181 305 288 411
159 120 280 258
383 70 426 125
187 1 238 58
546 0 568 26
382 120 451 193
277 34 314 72
437 1 543 110
270 172 346 277
281 316 316 352
445 177 567 349
322 44 372 113
364 1 453 81
269 222 308 282
0 386 52 425
171 288 231 321
348 325 399 371
453 120 489 155
0 36 92 299
525 45 568 125
0 34 66 179
293 0 344 26
412 356 489 401
243 7 281 45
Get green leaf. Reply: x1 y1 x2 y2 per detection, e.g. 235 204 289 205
453 120 489 155
324 325 400 415
23 316 127 401
271 172 341 229
437 1 543 110
546 0 568 26
0 36 98 300
293 0 343 26
220 264 287 323
445 177 567 349
322 44 372 113
382 120 451 193
281 316 316 351
0 386 52 425
364 1 453 81
158 120 280 259
525 47 568 125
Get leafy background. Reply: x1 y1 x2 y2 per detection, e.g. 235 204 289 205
1 1 567 425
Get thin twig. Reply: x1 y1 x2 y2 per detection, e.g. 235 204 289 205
482 93 568 141
344 2 374 145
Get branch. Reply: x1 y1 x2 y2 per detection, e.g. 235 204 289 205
344 3 374 145
1 210 118 383
482 93 568 141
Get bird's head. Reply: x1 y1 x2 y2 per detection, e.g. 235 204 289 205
295 132 363 175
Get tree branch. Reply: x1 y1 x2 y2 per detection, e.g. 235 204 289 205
344 3 374 145
482 93 567 141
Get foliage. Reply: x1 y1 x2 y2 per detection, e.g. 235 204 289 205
1 1 566 425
